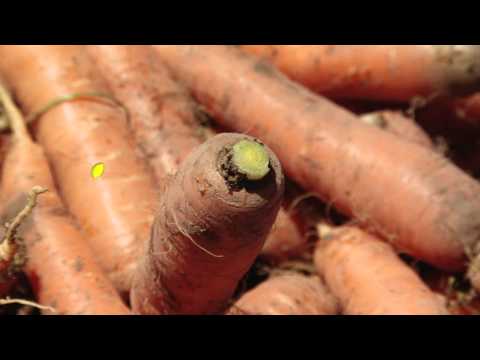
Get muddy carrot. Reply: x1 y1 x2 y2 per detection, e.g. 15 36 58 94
130 133 284 314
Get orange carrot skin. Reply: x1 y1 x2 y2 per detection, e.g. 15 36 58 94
152 45 480 274
240 45 480 102
0 139 130 315
314 226 449 315
131 133 284 314
228 274 339 315
86 45 209 182
0 45 159 294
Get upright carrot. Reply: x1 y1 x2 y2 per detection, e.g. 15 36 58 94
130 133 284 314
227 274 339 315
0 83 130 314
86 45 211 183
152 46 480 288
0 45 159 294
240 45 480 102
314 225 449 315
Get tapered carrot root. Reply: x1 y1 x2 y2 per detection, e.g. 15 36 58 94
153 45 480 283
314 225 449 315
86 45 211 183
0 83 130 314
227 274 339 315
0 45 159 294
131 133 284 314
240 45 480 102
360 111 434 148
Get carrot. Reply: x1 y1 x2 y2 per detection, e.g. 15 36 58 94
240 45 480 102
0 45 159 294
130 133 284 314
86 45 212 183
0 83 130 314
359 111 434 148
314 225 449 315
227 273 339 315
152 45 480 286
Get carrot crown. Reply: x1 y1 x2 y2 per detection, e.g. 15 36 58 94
232 139 270 181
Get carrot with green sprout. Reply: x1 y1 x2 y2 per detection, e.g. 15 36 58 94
0 82 130 314
240 45 480 102
0 45 159 294
152 46 480 291
130 133 284 314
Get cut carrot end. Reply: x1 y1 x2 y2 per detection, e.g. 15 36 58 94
232 139 270 180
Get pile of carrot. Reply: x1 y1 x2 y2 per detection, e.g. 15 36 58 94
1 44 480 315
